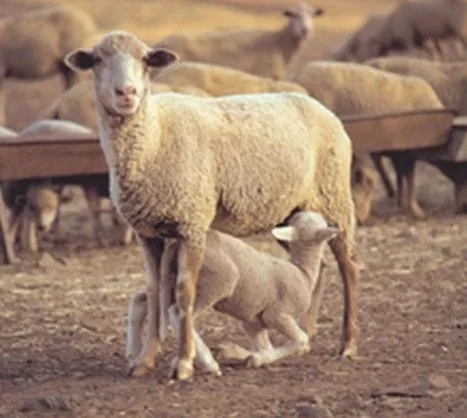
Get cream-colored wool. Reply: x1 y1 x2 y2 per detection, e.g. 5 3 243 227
287 60 443 219
153 3 323 79
64 30 359 380
152 61 308 96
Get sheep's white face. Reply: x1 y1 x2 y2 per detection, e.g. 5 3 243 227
284 3 324 40
96 52 147 116
64 31 178 117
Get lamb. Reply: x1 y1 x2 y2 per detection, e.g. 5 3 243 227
152 61 308 96
286 60 444 220
126 211 337 375
64 30 358 380
152 3 324 79
373 0 467 57
0 5 97 124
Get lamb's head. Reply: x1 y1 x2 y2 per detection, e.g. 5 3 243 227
271 211 338 248
283 3 324 41
63 31 178 116
25 185 59 233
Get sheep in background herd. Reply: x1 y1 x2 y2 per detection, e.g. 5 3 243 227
285 61 444 221
153 3 324 79
0 5 97 124
64 30 359 380
127 211 337 376
152 61 308 96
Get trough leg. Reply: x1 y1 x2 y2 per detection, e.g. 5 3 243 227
173 240 206 380
0 188 19 264
128 236 165 377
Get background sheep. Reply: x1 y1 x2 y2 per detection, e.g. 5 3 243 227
285 61 444 221
65 30 359 380
127 211 337 376
152 3 324 79
371 0 467 57
152 61 308 96
0 5 97 124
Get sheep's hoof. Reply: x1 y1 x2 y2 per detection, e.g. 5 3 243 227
173 358 194 381
128 362 153 377
410 204 426 220
340 342 358 359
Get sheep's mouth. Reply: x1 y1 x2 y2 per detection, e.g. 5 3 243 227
114 100 139 115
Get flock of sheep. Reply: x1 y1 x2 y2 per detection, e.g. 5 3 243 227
0 0 466 380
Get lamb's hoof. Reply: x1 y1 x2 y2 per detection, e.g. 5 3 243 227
202 362 222 377
340 342 358 359
171 358 194 381
245 354 262 369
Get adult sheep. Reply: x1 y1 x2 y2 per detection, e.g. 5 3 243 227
286 61 444 220
64 31 358 380
152 61 308 96
152 3 324 79
0 5 97 124
373 0 467 57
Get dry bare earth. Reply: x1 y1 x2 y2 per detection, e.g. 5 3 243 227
1 1 466 417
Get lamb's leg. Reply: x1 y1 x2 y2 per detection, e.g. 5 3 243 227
217 324 272 362
171 239 206 380
126 290 148 365
406 166 425 219
328 234 359 358
168 305 221 376
83 186 109 247
371 153 395 198
301 260 328 339
245 313 310 368
159 240 178 342
129 236 164 377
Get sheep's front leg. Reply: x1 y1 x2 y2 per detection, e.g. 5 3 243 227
246 313 310 368
172 239 205 380
168 305 221 376
129 236 164 377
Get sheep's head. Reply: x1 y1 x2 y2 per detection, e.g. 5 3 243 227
26 186 59 233
64 31 178 117
283 3 324 41
351 156 376 225
272 211 338 246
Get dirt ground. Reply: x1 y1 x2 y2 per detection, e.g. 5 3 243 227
1 1 466 417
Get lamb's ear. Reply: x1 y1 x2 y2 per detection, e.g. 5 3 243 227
145 48 178 68
271 225 297 242
314 227 339 243
64 49 97 72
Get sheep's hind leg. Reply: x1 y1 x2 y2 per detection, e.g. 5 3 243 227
125 290 148 366
245 312 310 368
129 236 165 377
168 305 221 376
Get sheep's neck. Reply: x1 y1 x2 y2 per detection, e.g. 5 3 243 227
289 245 325 288
98 92 157 184
277 25 305 63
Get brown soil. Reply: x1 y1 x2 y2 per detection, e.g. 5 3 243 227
1 1 466 417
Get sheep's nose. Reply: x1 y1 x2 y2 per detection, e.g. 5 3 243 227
115 85 137 96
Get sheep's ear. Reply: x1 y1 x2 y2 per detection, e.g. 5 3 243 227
314 227 339 243
64 49 97 72
145 48 178 68
283 9 298 18
271 225 297 242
